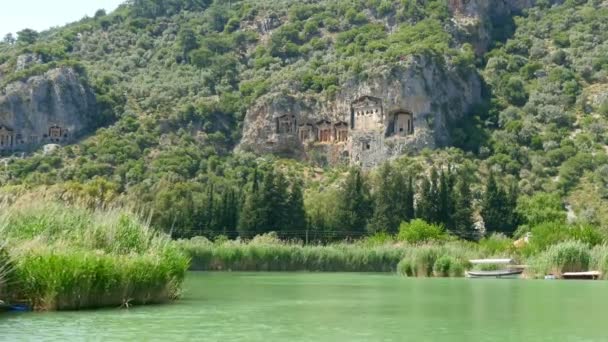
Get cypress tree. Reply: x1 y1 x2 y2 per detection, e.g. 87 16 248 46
417 167 440 223
238 169 263 238
287 180 307 239
404 176 415 222
438 169 453 228
368 163 395 234
481 172 519 236
336 168 372 239
452 177 475 240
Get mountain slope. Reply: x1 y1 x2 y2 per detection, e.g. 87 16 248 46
0 0 607 236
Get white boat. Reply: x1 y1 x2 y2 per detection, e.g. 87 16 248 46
466 259 523 279
466 269 523 278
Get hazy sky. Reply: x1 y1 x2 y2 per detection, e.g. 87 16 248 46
0 0 126 37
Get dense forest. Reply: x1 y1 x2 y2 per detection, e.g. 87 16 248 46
0 0 607 243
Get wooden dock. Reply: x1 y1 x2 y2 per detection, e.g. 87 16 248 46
562 271 601 280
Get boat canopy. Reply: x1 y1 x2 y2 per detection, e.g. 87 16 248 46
469 259 514 265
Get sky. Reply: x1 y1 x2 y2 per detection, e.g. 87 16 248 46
0 0 126 38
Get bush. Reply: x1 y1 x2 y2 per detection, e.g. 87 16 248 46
522 222 604 256
398 219 446 244
478 233 514 256
433 255 465 277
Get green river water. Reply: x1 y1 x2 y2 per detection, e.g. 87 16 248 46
2 272 608 341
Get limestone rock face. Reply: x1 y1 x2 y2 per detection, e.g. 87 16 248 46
448 0 563 53
238 56 481 168
15 53 44 72
0 67 98 152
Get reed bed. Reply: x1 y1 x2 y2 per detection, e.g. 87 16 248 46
180 234 489 275
181 238 405 272
0 200 189 311
526 241 591 278
396 243 478 277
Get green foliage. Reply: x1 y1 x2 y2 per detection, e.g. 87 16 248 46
334 168 373 239
481 173 519 236
368 162 415 234
478 234 514 257
522 222 605 256
398 219 446 244
516 193 567 230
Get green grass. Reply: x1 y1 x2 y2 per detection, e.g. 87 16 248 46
1 200 189 311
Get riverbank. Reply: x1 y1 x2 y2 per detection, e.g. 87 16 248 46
178 234 479 274
179 233 608 279
0 200 189 311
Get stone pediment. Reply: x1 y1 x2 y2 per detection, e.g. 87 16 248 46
351 96 382 109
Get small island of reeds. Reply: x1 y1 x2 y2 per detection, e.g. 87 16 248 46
0 199 189 311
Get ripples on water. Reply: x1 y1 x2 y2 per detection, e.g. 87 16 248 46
2 272 607 341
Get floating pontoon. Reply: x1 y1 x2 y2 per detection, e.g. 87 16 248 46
562 271 601 280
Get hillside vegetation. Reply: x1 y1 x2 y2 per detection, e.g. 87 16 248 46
0 0 607 245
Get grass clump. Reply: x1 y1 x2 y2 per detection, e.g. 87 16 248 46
527 241 591 278
397 243 472 277
590 245 608 280
1 200 189 311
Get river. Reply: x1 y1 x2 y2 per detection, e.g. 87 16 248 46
1 272 607 341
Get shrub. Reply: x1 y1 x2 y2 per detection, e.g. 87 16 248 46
478 233 514 256
433 255 465 277
398 219 446 244
522 222 604 256
359 232 395 247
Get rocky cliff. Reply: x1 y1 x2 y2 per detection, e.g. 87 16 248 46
239 56 481 168
448 0 564 54
238 0 565 168
0 66 98 153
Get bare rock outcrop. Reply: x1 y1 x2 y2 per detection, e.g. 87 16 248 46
0 67 98 153
239 56 481 168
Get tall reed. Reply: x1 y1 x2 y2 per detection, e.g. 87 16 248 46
396 243 475 277
527 241 591 278
180 235 406 272
1 200 189 311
